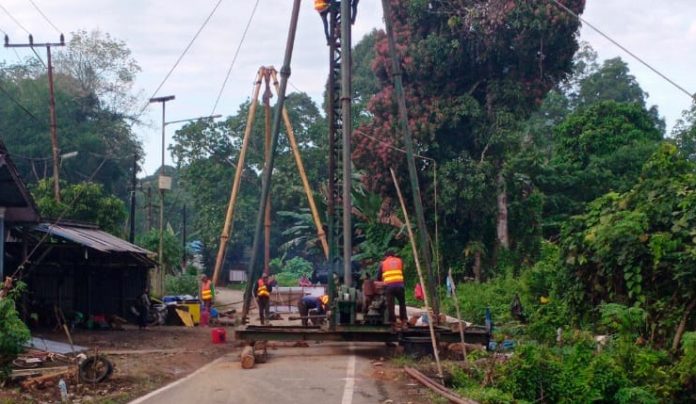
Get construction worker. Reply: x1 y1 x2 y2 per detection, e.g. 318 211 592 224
377 251 407 328
315 0 331 45
315 0 360 45
297 294 329 327
200 275 213 311
254 274 273 325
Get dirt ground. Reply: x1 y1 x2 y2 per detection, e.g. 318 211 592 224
0 287 453 403
1 326 232 404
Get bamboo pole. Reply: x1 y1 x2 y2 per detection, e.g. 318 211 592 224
390 168 443 380
211 69 263 286
271 69 330 259
449 268 468 365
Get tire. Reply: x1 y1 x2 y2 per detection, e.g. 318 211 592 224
79 355 113 383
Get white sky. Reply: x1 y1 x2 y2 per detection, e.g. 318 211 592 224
1 0 695 176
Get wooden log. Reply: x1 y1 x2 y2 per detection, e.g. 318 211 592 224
240 346 255 369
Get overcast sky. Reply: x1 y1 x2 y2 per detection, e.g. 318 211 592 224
1 0 695 176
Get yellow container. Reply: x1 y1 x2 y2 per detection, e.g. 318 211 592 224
184 302 201 324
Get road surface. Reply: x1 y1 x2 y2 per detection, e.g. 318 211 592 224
130 342 427 404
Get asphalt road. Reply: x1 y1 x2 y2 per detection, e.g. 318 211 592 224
130 343 426 404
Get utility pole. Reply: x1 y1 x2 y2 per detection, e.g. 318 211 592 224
129 154 138 243
149 95 175 296
182 204 187 267
5 34 65 202
146 186 153 232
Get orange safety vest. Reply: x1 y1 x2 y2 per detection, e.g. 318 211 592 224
314 0 330 12
201 280 212 301
381 256 404 285
257 279 270 298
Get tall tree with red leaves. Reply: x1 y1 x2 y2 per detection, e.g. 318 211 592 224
353 0 586 276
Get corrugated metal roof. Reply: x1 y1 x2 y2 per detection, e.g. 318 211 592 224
34 223 153 255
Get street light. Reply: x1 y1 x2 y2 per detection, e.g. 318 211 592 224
148 95 175 295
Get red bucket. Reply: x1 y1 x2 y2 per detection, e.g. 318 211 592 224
211 327 226 344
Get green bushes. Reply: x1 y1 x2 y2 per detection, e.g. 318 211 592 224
164 266 200 296
0 284 31 376
270 256 313 286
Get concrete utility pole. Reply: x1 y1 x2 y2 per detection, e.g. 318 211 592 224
149 95 175 295
5 34 65 202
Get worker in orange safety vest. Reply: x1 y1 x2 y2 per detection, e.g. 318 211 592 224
200 275 213 311
254 273 274 325
377 250 407 327
314 0 359 45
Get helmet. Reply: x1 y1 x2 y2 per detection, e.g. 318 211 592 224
320 295 329 305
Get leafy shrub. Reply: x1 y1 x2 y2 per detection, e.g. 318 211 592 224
1 284 31 376
497 343 581 402
271 256 314 286
614 387 659 404
165 271 199 296
441 275 525 325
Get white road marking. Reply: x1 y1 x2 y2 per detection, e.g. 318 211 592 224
128 355 230 404
341 354 357 404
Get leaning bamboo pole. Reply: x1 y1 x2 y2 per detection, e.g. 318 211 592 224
390 168 443 380
271 69 329 259
211 69 263 286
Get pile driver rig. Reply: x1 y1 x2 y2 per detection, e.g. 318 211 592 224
233 0 489 356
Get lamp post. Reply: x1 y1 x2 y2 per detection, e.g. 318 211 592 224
149 95 175 295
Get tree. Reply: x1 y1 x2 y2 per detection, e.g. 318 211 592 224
539 101 663 234
138 228 183 275
352 0 585 275
32 179 127 235
0 35 143 200
54 29 142 114
559 143 696 349
672 101 696 162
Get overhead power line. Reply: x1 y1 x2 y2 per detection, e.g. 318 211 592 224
27 0 62 34
548 0 695 101
139 0 224 115
0 4 31 34
0 83 45 124
211 0 260 115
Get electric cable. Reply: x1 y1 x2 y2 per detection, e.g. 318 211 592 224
0 82 45 124
547 0 695 101
139 0 224 116
211 0 261 115
27 0 62 34
0 4 31 35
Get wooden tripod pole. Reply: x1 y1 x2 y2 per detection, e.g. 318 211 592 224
271 69 329 259
211 69 263 286
390 168 443 380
